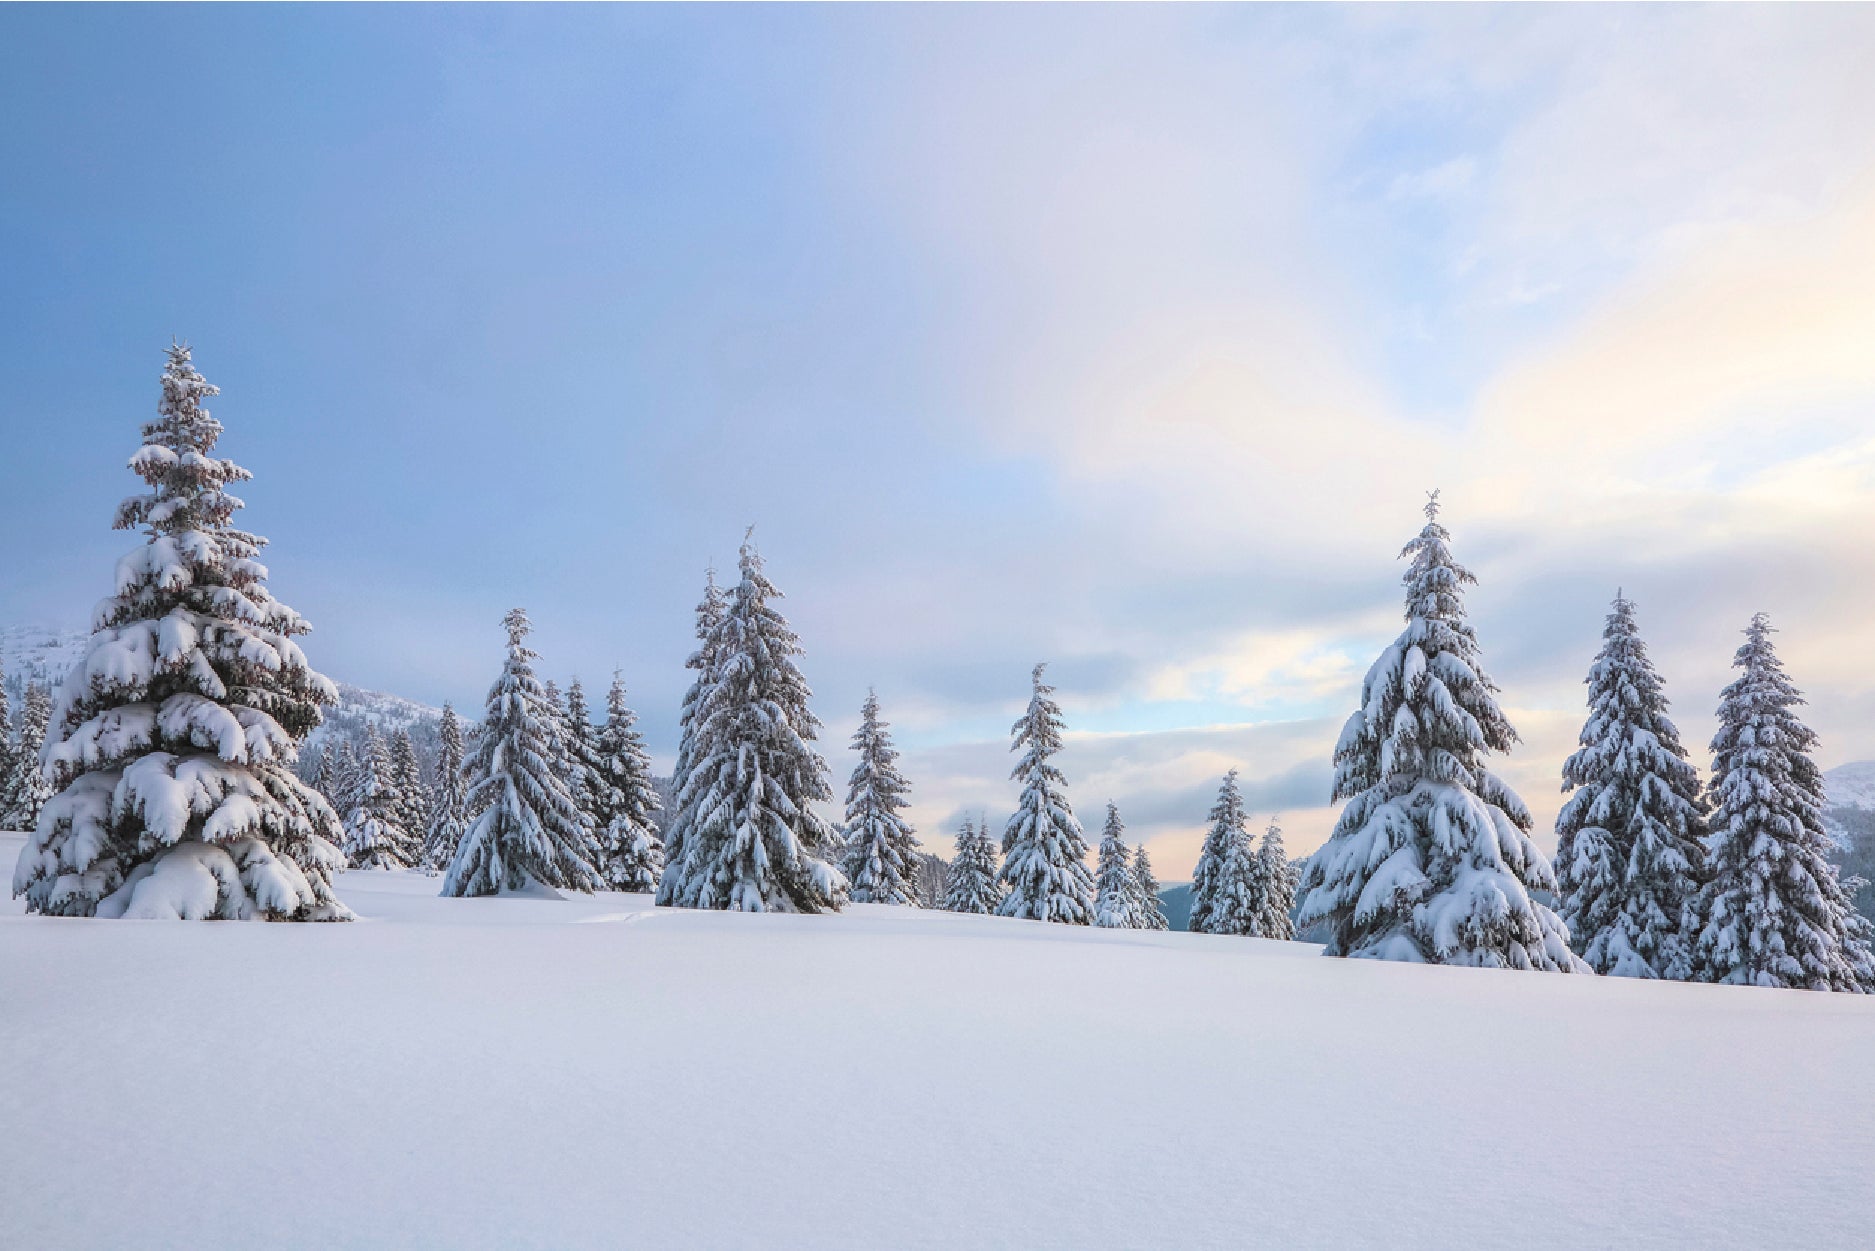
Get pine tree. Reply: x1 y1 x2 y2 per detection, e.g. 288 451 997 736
1554 594 1708 979
1256 820 1296 941
1298 494 1579 970
1093 802 1136 928
591 673 664 892
390 728 430 841
664 537 847 912
655 569 727 906
11 344 349 920
1130 844 1168 931
561 677 602 824
1211 831 1265 937
839 689 921 906
0 658 13 821
943 816 1002 914
997 663 1094 924
343 725 421 870
323 738 367 829
422 703 468 871
1190 770 1249 935
1687 615 1875 991
443 609 602 897
1 682 53 832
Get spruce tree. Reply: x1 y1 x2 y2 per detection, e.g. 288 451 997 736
390 728 430 841
343 725 421 870
655 569 727 906
665 538 847 912
0 658 13 820
11 344 349 921
562 677 602 825
839 689 921 906
996 663 1094 924
443 609 602 897
1256 820 1296 941
943 816 1002 914
1 682 53 832
1130 844 1168 931
592 673 664 892
422 703 468 871
1298 494 1579 969
1190 770 1249 935
1688 615 1875 991
1554 594 1708 979
1093 802 1136 928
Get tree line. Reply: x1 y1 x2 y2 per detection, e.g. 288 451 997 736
9 345 1873 991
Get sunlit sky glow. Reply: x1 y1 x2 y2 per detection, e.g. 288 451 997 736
4 5 1874 877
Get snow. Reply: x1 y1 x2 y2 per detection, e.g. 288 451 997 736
3 830 1873 1248
1826 760 1875 813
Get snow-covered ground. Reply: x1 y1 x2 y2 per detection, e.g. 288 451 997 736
2 831 1871 1250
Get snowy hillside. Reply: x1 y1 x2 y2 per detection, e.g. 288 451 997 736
0 625 86 700
1826 760 1875 815
3 834 1871 1251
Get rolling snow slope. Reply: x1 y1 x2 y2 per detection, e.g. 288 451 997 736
2 833 1872 1250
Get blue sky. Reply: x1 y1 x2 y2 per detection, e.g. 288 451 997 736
6 5 1875 875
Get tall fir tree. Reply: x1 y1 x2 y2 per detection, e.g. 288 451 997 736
1 682 53 832
1687 615 1875 991
443 609 602 897
422 703 468 872
943 815 1002 914
561 677 602 826
1299 494 1579 970
839 690 921 906
389 728 430 842
343 725 421 870
591 673 664 892
1256 820 1296 941
656 569 727 905
1130 844 1168 931
664 538 847 912
1190 770 1250 935
11 344 349 920
0 658 12 819
996 664 1094 924
1093 802 1137 928
1211 831 1265 937
1554 594 1708 979
322 739 367 831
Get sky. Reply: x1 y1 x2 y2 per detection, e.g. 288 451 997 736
4 5 1874 879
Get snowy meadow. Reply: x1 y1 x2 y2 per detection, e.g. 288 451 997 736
5 835 1874 1251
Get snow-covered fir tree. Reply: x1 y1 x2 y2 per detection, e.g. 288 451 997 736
11 343 349 920
1256 820 1296 941
591 673 663 892
1190 770 1250 935
0 658 12 820
1211 829 1266 937
662 538 847 912
1298 494 1579 970
561 677 602 824
443 609 602 897
343 725 421 870
390 727 430 842
1130 843 1168 931
1 682 53 832
838 689 921 906
655 568 727 905
421 702 467 871
943 815 1002 914
1687 614 1875 991
1093 802 1137 928
1554 594 1708 979
321 738 367 830
996 664 1094 924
